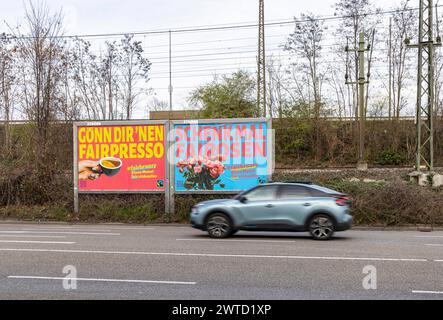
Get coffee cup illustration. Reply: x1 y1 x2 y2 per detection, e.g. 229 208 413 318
98 157 122 177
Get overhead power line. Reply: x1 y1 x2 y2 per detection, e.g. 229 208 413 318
7 5 443 40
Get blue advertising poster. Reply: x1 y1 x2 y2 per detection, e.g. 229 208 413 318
174 121 269 191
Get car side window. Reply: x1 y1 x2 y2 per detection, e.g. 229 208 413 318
309 188 327 197
243 185 278 201
279 185 313 199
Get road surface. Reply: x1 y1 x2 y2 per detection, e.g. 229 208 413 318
0 223 442 299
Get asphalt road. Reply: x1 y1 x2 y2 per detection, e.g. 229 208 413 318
0 223 443 300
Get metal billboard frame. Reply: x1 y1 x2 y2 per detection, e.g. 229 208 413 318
169 118 274 214
73 118 274 216
73 120 170 214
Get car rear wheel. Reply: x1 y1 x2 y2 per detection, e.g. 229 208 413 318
309 214 335 240
206 213 233 238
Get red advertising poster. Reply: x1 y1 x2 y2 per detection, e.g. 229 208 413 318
77 124 165 191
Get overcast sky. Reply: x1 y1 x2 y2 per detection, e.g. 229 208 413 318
2 0 408 118
3 0 344 33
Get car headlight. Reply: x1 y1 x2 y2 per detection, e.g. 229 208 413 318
191 206 199 214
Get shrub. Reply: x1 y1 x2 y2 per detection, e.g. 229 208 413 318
376 150 404 166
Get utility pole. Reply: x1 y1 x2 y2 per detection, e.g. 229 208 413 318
269 65 274 119
346 32 370 170
165 30 174 220
169 30 173 120
388 17 392 120
257 0 266 117
406 0 441 172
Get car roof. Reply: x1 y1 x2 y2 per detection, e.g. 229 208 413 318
260 182 342 195
263 182 312 187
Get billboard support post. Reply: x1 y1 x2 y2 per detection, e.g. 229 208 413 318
164 120 172 218
73 123 79 214
73 120 168 214
164 120 170 217
267 118 274 179
168 121 175 217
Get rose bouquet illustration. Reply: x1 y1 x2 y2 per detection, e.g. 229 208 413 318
176 155 225 190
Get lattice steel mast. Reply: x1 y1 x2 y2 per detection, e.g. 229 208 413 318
257 0 266 117
407 0 441 171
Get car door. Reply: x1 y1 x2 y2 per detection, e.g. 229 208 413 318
236 185 280 228
276 185 316 227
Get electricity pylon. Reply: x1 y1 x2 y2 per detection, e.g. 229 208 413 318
257 0 266 117
406 0 442 171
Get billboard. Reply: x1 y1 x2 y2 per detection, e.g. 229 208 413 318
75 122 166 192
173 120 271 192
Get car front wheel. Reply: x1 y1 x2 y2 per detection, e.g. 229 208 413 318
206 213 232 238
309 214 335 240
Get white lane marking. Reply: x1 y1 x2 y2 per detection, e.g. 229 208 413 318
19 228 112 232
0 240 75 244
100 227 155 231
13 226 155 231
0 235 67 238
8 276 195 285
415 236 443 238
412 290 443 295
0 248 428 262
425 244 443 246
0 231 120 236
0 226 155 231
176 238 296 243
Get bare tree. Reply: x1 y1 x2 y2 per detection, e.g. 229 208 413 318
284 13 326 119
0 33 17 154
266 55 296 119
335 0 379 119
68 35 152 121
286 63 309 105
9 1 66 158
325 63 348 118
284 13 328 160
365 28 376 115
118 34 151 120
392 0 417 119
69 38 103 120
147 96 169 116
101 41 119 120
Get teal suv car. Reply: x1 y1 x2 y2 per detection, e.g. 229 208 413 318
190 182 352 240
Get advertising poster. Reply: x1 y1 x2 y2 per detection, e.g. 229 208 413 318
174 121 269 191
77 124 166 191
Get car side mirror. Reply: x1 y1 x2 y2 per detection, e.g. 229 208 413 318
239 196 248 203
